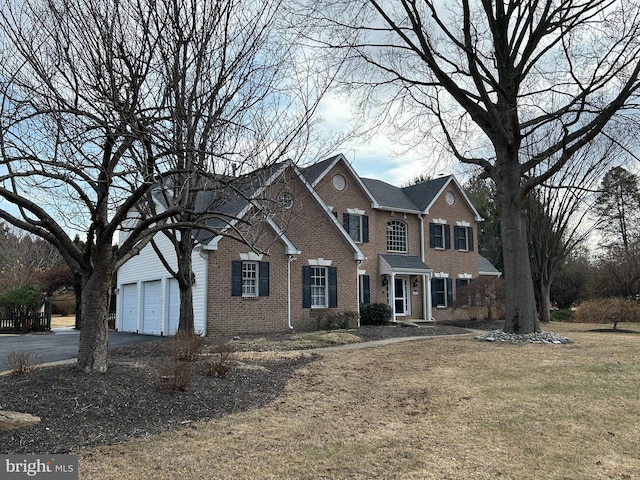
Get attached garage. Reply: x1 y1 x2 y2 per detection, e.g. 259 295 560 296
121 283 138 332
142 280 162 335
166 278 180 336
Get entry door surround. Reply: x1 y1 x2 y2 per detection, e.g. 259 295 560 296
393 276 410 316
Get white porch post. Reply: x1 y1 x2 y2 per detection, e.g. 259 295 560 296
426 273 433 321
390 273 396 322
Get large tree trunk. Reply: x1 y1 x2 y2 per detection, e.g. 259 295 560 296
177 230 195 332
497 186 541 334
538 282 552 324
77 252 114 373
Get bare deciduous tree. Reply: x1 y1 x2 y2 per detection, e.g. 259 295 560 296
527 139 618 322
0 0 331 372
305 0 640 333
143 0 333 332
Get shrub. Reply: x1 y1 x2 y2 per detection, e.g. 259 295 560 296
171 330 205 362
316 310 359 330
573 298 640 329
360 303 392 325
5 350 42 375
550 308 575 322
203 344 237 378
155 361 191 392
0 287 43 331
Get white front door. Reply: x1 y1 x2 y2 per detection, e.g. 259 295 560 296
393 277 410 316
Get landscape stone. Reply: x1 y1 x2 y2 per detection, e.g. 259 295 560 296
0 410 41 431
474 330 574 344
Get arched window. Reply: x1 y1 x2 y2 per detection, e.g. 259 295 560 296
386 220 407 252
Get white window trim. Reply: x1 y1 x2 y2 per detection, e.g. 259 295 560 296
347 207 365 215
387 220 408 253
242 261 259 297
456 220 471 227
310 266 328 308
458 273 473 279
433 277 449 308
240 252 263 261
432 218 447 224
458 227 469 251
347 213 364 243
434 272 449 278
432 223 445 250
308 258 333 266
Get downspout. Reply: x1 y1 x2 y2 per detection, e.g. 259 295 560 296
357 260 364 327
418 214 431 322
420 214 428 321
288 255 296 330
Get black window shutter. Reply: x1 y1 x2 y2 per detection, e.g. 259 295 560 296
454 226 460 250
343 213 350 230
231 260 243 296
362 215 369 243
444 225 451 249
468 227 474 251
362 275 370 305
446 278 453 307
429 223 436 248
329 266 338 308
302 265 311 308
430 278 438 306
259 262 269 297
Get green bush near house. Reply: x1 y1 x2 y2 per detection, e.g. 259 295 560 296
0 286 44 331
359 303 392 326
550 308 574 322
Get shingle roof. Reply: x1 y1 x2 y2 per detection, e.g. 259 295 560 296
402 175 452 212
379 254 432 274
361 178 419 211
300 154 341 185
478 255 501 275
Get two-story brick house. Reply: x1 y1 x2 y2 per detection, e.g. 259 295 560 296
115 154 498 336
303 154 490 323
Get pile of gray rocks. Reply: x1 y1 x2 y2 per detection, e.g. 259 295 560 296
475 329 574 344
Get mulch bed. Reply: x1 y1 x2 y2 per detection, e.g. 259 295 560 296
0 324 472 454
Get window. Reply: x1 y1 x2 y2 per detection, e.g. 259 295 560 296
242 262 258 296
429 223 451 249
344 213 369 243
454 226 474 251
386 220 407 252
311 267 327 307
231 261 269 297
332 174 346 191
281 193 294 210
303 265 337 308
431 277 453 308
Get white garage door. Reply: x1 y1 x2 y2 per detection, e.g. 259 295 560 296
121 283 138 332
142 280 162 335
167 278 180 336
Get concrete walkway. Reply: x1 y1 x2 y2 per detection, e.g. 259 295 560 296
305 330 481 353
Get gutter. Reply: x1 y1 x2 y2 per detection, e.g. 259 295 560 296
288 255 296 330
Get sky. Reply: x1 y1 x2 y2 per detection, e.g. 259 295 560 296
314 90 468 188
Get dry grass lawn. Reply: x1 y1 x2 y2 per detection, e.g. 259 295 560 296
50 315 76 328
79 322 640 479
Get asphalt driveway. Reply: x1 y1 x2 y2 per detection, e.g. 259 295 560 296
0 329 162 372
